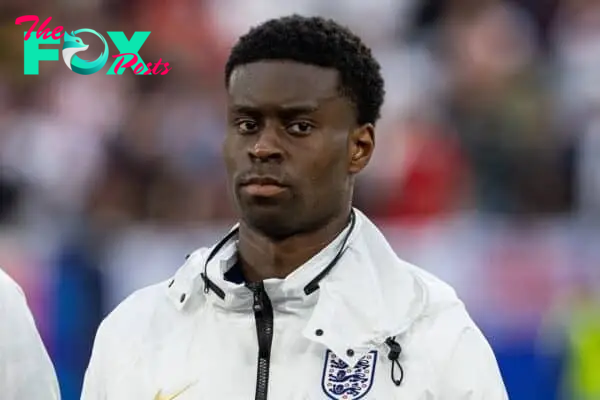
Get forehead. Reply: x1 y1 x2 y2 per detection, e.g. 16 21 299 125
227 61 344 110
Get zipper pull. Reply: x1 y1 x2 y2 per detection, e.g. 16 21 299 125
253 292 263 312
250 283 264 312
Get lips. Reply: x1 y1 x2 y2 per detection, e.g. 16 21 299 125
238 176 288 197
239 176 286 187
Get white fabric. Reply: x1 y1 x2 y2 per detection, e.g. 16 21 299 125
82 209 507 399
0 268 61 400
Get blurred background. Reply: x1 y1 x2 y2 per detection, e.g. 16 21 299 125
1 0 600 398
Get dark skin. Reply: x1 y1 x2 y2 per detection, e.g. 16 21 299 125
224 61 374 282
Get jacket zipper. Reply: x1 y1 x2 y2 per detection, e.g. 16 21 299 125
249 282 274 400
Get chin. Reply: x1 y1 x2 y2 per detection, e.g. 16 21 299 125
240 205 299 240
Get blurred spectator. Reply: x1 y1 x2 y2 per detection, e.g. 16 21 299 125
371 114 471 221
552 0 600 219
439 1 571 215
0 173 23 224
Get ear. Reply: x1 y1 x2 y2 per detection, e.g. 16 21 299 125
348 123 374 174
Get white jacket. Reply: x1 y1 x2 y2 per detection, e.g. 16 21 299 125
82 209 507 399
0 268 61 400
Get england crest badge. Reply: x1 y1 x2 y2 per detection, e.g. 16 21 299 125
321 350 377 399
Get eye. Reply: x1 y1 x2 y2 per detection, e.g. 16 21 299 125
236 119 259 135
287 121 314 136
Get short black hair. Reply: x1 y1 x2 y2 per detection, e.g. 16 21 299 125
225 15 385 126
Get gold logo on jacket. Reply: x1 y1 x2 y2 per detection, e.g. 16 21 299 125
153 383 193 400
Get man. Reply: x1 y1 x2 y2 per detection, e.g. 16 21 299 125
0 268 61 399
82 15 507 399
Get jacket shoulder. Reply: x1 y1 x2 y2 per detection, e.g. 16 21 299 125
0 268 24 300
410 263 479 333
409 264 463 311
409 266 506 396
95 246 211 344
406 264 494 374
0 268 61 399
97 281 171 344
0 268 32 327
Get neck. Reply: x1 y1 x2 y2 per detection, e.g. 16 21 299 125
237 209 352 282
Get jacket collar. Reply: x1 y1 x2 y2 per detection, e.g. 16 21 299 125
166 208 427 366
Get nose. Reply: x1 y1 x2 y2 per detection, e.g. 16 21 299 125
248 127 283 163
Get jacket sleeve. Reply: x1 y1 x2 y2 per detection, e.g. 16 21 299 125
0 280 61 400
440 327 509 399
80 281 165 400
80 319 110 400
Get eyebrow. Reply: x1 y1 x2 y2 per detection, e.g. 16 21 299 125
229 103 319 117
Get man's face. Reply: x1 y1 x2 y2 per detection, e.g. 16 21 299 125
224 61 373 239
